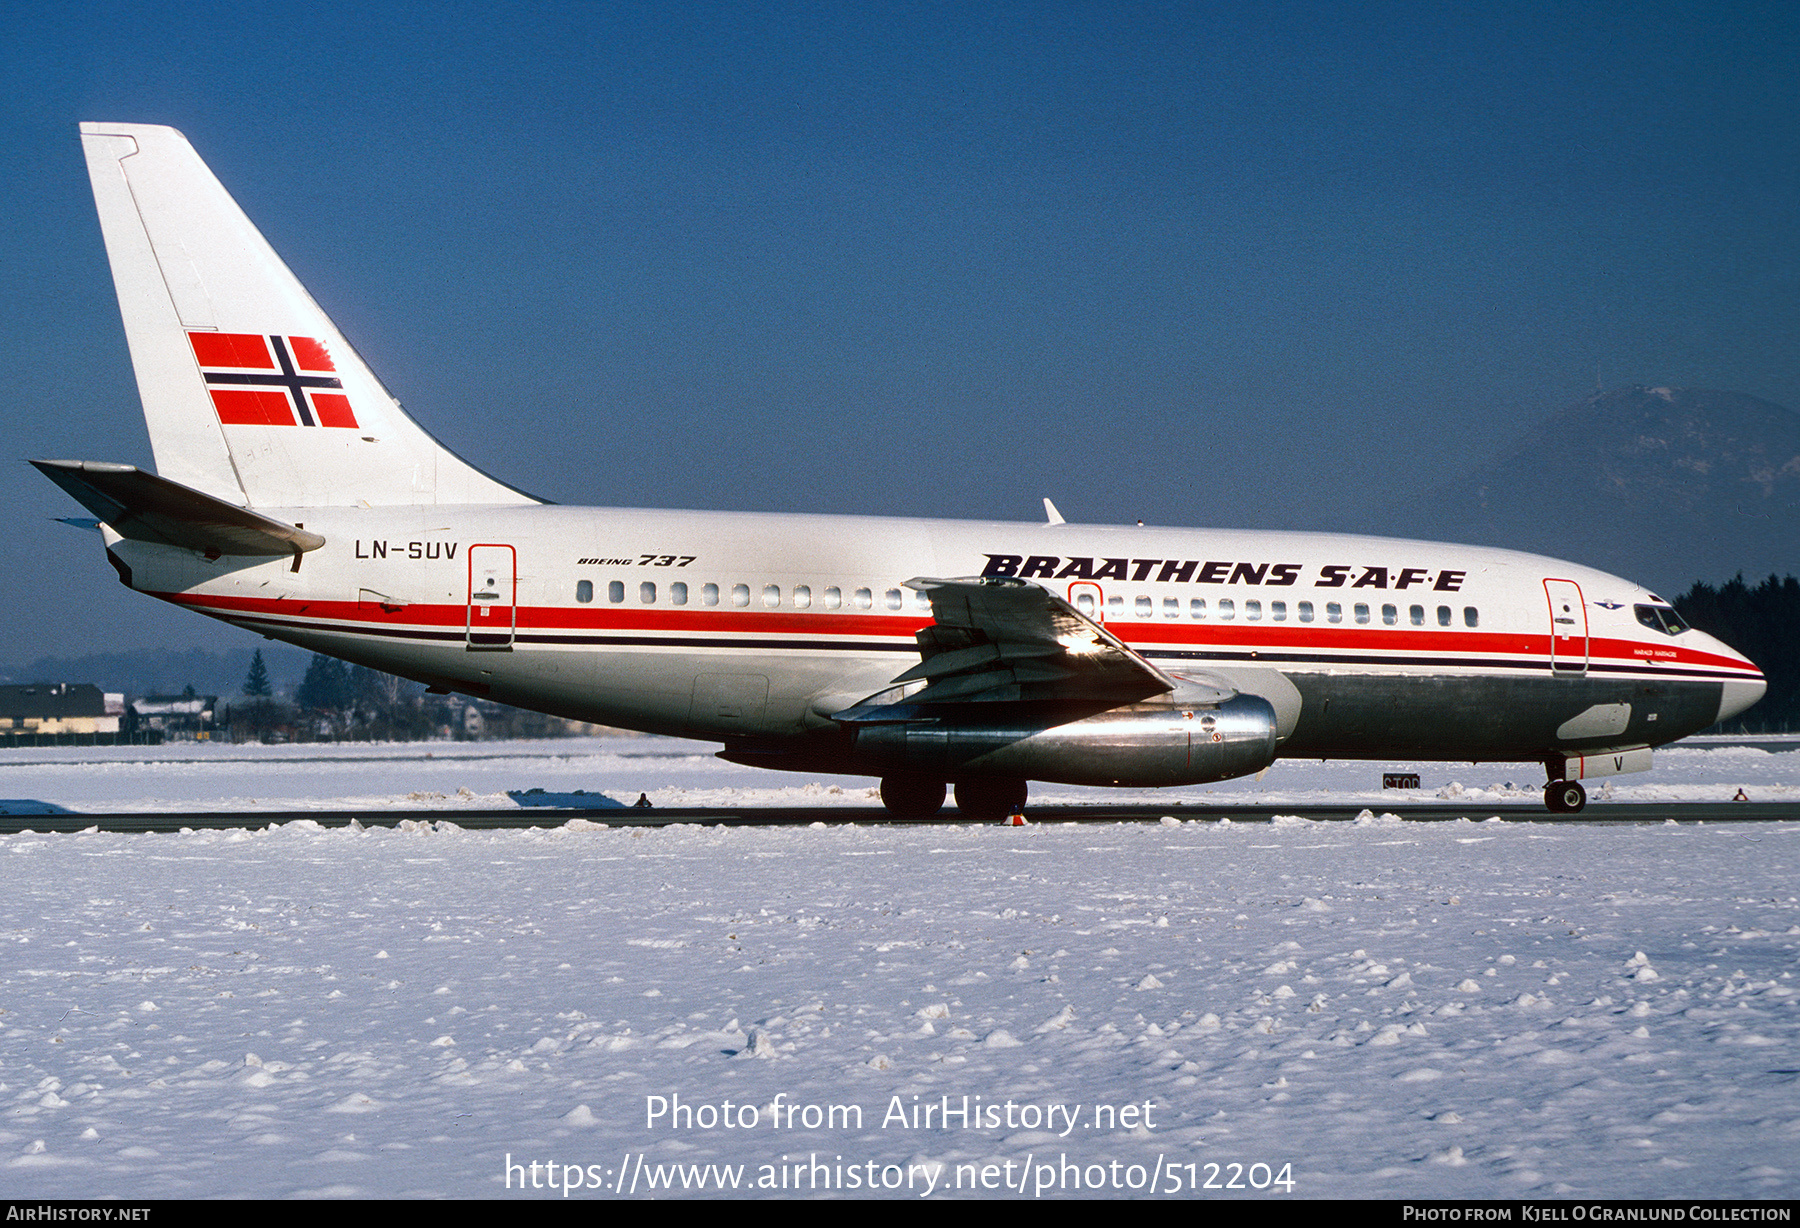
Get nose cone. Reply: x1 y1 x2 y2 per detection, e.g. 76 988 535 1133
1717 675 1767 724
1699 630 1766 724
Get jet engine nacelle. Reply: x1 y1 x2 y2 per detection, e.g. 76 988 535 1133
852 693 1279 787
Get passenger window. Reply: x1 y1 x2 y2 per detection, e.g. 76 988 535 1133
1135 596 1152 616
1354 603 1369 625
576 580 593 603
1218 598 1235 621
702 583 720 607
732 584 750 608
885 589 903 610
1245 599 1262 621
640 581 656 604
1298 601 1314 623
1076 592 1095 617
1382 604 1397 625
671 581 687 605
1464 606 1479 628
793 585 811 609
915 591 931 611
1271 601 1286 622
763 585 781 608
1163 597 1180 619
608 580 624 604
1108 595 1123 611
1190 598 1207 620
823 586 842 609
1410 605 1424 626
1326 602 1342 624
854 588 872 610
1437 605 1451 626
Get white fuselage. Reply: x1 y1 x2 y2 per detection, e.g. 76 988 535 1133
106 504 1765 775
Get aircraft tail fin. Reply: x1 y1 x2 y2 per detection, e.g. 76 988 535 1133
79 123 536 509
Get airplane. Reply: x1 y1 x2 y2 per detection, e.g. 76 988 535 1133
40 123 1766 818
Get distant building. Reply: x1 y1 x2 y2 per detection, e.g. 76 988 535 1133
435 695 602 740
128 694 219 741
0 683 123 743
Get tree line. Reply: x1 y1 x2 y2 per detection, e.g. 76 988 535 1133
232 650 438 741
1674 574 1798 732
230 650 575 741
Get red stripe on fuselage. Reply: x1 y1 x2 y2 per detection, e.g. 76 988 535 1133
154 590 1763 678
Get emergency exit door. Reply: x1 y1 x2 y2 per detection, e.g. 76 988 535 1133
1068 581 1105 622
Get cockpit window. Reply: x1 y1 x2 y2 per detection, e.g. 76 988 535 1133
1634 604 1688 636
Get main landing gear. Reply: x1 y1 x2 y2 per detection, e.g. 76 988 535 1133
878 774 945 819
878 775 1028 820
1544 779 1587 814
953 778 1029 820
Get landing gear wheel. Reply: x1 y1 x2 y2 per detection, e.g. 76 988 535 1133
954 778 1029 820
1544 779 1586 814
880 775 946 819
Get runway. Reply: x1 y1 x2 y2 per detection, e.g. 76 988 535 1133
1 799 1794 833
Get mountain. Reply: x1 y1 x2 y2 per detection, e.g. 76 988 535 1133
1418 386 1800 596
0 644 313 700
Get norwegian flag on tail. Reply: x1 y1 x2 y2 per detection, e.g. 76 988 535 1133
187 332 359 429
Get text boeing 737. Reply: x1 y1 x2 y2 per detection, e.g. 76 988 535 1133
40 123 1765 816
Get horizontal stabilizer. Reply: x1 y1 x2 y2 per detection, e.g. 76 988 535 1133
32 459 324 558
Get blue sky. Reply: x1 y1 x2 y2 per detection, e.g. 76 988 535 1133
2 1 1795 664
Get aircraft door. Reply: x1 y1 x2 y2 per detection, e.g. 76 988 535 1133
468 544 516 650
1068 581 1105 622
1544 579 1587 675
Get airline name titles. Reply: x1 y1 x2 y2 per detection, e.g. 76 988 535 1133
981 554 1467 591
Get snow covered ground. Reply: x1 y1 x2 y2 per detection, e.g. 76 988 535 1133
0 739 1795 1199
0 732 1794 814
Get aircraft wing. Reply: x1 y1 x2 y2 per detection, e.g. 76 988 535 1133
33 459 324 559
837 576 1178 719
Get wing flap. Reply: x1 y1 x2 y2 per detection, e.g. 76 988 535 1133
33 459 324 558
837 576 1176 717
